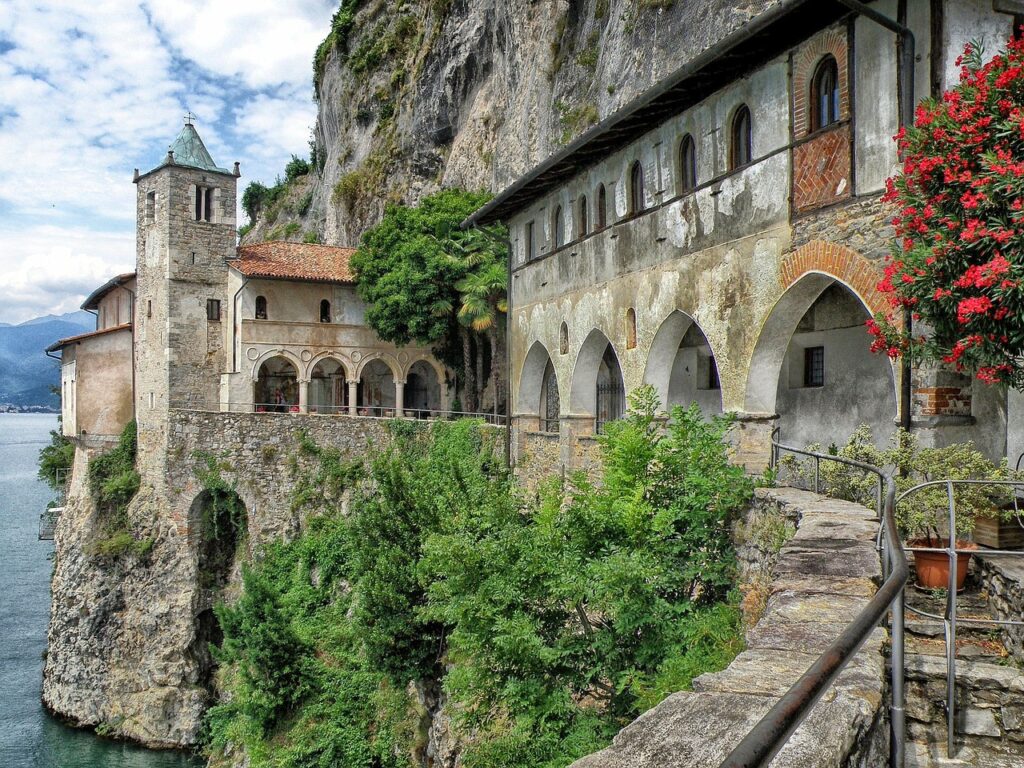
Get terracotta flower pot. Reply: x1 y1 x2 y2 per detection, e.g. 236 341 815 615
908 538 977 590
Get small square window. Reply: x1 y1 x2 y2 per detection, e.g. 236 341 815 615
207 299 221 322
804 346 824 388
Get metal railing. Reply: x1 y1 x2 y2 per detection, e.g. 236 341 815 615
721 440 909 768
896 478 1024 760
169 400 507 425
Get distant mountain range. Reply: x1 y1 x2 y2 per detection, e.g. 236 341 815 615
0 311 95 409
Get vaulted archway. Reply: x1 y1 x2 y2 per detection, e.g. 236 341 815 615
746 274 896 449
571 329 624 432
643 310 722 418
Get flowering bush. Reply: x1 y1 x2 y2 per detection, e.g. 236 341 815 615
870 37 1024 387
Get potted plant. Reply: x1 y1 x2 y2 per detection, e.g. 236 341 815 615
892 439 1013 589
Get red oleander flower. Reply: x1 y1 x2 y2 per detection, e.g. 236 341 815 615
870 33 1024 388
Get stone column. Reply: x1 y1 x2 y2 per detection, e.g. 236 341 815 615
395 380 405 418
298 379 309 414
348 380 359 416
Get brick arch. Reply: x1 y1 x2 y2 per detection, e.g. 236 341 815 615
780 240 888 318
792 25 848 136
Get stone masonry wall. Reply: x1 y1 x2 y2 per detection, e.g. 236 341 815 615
46 410 504 748
570 487 889 768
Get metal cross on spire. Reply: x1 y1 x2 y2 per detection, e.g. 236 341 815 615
184 110 196 126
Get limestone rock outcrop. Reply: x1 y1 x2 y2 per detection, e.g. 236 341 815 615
251 0 784 245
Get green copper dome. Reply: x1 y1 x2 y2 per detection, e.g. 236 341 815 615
161 122 231 174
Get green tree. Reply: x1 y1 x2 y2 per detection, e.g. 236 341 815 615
351 189 508 412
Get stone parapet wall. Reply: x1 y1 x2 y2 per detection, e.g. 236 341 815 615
570 486 888 768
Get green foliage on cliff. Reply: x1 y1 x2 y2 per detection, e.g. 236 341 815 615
313 0 364 98
86 421 149 559
206 394 749 767
38 427 74 490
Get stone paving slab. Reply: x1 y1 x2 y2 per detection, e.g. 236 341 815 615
692 647 883 701
747 619 887 655
769 573 878 598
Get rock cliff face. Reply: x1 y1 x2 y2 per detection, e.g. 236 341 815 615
249 0 782 246
43 447 207 747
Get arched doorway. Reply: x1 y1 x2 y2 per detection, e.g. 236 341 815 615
571 330 624 433
255 356 298 412
310 357 347 414
747 276 896 450
643 310 722 418
406 360 441 417
519 341 560 432
358 359 396 417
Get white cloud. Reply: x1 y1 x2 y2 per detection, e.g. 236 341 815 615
0 0 336 324
0 223 135 324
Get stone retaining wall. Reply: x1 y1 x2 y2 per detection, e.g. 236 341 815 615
976 555 1024 664
570 486 889 768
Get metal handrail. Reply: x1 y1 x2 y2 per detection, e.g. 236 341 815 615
895 478 1024 760
721 442 908 768
167 400 508 425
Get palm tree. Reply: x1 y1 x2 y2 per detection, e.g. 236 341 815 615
455 260 508 416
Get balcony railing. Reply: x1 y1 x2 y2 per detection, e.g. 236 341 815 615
169 400 507 426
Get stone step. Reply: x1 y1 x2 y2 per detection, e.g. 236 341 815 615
905 739 1024 767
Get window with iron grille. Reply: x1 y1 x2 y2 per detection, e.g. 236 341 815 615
596 344 625 433
206 299 221 322
804 346 825 388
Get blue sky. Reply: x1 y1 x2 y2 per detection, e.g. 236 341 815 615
0 0 337 324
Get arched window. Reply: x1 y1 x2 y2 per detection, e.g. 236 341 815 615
730 105 752 170
559 322 569 355
679 134 697 193
578 195 589 237
255 295 267 320
597 184 607 230
553 204 565 248
320 299 331 323
629 160 645 215
625 308 637 350
810 55 840 131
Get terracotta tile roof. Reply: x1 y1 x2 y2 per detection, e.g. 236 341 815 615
46 323 132 353
233 242 357 284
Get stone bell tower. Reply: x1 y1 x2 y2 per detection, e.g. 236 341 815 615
132 115 239 475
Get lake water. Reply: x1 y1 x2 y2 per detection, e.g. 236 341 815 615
0 414 204 768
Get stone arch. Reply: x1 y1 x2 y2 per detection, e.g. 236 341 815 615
306 351 354 381
519 341 558 416
643 310 723 417
745 272 897 447
570 329 623 419
187 486 247 689
254 354 299 411
357 358 397 414
405 359 442 414
355 353 402 382
308 355 349 414
402 355 445 385
250 348 302 382
779 241 889 318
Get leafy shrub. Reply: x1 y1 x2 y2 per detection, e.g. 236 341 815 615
284 155 310 183
38 427 74 490
86 421 145 558
208 397 748 767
